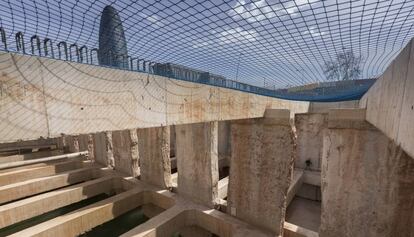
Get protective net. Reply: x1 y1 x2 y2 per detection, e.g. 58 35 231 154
0 0 413 101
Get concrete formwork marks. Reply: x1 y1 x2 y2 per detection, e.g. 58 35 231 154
138 126 172 188
112 129 139 177
228 113 294 234
320 125 414 237
361 39 414 158
176 121 219 207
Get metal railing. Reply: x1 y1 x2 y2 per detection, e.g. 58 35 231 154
0 29 373 102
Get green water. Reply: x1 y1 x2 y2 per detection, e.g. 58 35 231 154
0 194 110 237
78 207 149 236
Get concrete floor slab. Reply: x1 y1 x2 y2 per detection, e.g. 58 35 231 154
286 197 321 232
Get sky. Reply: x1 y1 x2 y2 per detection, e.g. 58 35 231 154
0 0 413 88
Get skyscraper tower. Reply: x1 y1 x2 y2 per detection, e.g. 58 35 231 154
98 5 128 69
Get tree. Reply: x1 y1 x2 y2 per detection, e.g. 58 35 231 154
323 51 362 81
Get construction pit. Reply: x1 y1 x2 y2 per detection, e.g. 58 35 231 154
0 38 413 237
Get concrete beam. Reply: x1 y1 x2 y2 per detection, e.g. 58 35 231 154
0 150 63 164
8 188 144 237
0 151 88 170
303 170 320 187
227 109 294 234
327 109 370 129
0 161 64 175
0 138 58 153
176 121 219 207
120 205 184 237
122 207 273 237
0 160 86 186
138 126 172 189
0 167 97 204
0 176 114 228
218 177 229 200
171 172 178 188
170 155 229 170
320 109 414 236
284 222 319 237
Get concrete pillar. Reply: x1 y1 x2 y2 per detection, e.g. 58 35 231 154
175 121 218 207
78 134 94 160
112 129 140 177
170 125 176 158
294 113 327 171
56 135 66 151
320 109 414 237
65 135 79 153
218 121 231 159
227 109 294 234
93 131 115 167
137 126 172 189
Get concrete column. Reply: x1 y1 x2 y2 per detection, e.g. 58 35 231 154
56 135 66 151
227 109 294 234
170 125 176 158
175 121 218 207
65 135 79 153
112 129 140 177
320 109 414 237
93 131 115 167
78 134 94 160
294 113 327 171
218 121 231 159
137 126 172 189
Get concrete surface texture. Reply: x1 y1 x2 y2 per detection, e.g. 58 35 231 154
227 109 294 235
218 121 231 158
294 113 327 171
0 51 309 143
93 131 115 167
0 147 279 237
320 109 414 237
360 38 414 158
175 121 219 207
137 126 172 189
308 100 359 113
112 129 140 177
1 38 414 237
286 197 321 232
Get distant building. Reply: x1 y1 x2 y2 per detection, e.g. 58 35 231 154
98 5 128 69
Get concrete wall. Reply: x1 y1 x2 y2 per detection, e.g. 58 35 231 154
0 52 309 143
320 109 414 237
309 100 359 113
294 113 327 171
360 38 414 158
